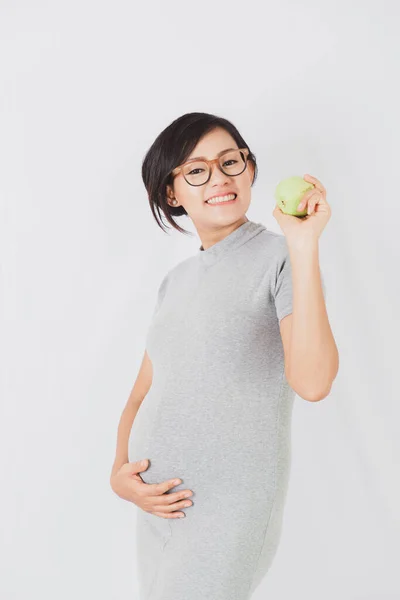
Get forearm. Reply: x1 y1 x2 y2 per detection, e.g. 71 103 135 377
287 240 339 400
110 401 141 478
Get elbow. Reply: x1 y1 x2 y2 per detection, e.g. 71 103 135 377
287 375 333 402
287 357 339 403
303 385 332 402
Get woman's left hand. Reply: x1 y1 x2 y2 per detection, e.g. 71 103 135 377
272 174 331 246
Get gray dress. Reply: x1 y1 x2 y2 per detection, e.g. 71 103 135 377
128 219 324 599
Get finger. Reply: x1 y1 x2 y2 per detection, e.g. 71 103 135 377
303 174 326 196
122 460 149 475
297 188 316 211
307 192 322 215
145 478 183 496
303 174 324 193
151 489 193 505
153 497 193 512
152 511 186 519
166 489 193 503
301 190 322 213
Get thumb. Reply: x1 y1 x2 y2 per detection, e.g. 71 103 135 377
131 459 149 473
120 459 149 475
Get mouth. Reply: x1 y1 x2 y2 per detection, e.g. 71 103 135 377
205 193 238 206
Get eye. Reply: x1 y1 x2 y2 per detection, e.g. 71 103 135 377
188 168 205 175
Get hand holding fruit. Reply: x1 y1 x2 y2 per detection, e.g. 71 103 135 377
272 174 331 245
110 459 194 519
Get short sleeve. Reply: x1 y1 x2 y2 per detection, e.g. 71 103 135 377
273 250 294 323
150 271 170 320
273 247 327 323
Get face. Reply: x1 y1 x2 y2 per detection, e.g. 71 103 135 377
166 127 255 233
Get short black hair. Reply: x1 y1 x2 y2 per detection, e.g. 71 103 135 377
141 112 258 236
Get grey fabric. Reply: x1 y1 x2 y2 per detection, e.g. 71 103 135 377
128 219 325 599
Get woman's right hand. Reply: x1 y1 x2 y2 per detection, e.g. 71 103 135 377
110 459 193 518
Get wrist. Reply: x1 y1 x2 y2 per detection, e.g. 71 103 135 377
287 236 319 255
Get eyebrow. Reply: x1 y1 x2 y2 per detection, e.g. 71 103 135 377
186 147 236 162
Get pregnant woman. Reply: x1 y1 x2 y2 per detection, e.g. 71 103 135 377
110 112 339 600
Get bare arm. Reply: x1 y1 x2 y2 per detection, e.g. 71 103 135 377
280 240 339 402
109 349 193 518
110 350 153 479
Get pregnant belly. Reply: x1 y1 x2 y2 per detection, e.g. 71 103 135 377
127 387 287 505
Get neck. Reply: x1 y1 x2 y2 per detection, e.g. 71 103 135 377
199 217 249 251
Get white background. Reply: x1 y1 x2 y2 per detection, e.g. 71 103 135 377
1 1 399 599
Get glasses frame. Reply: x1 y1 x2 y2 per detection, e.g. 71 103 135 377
170 147 250 187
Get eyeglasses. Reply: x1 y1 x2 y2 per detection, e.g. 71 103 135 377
170 147 250 187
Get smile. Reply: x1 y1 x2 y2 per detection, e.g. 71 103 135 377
205 193 237 205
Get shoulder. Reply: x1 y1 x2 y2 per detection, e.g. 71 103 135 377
259 227 288 250
156 254 196 292
165 254 196 281
248 225 290 266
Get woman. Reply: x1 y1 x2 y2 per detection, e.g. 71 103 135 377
110 112 339 600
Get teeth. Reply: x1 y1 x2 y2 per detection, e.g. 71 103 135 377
206 193 236 204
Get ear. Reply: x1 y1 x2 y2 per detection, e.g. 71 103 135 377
166 184 178 207
248 159 255 185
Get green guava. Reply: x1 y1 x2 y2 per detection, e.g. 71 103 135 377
274 176 315 216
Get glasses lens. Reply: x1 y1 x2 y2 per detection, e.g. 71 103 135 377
182 159 209 186
182 149 247 186
220 149 247 176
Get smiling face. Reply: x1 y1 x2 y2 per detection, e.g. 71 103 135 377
166 127 255 233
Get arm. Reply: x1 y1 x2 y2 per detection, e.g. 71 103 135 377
110 350 153 479
280 240 339 402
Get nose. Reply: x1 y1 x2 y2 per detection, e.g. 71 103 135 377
208 161 231 185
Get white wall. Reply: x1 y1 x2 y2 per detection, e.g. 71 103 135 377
0 1 399 598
